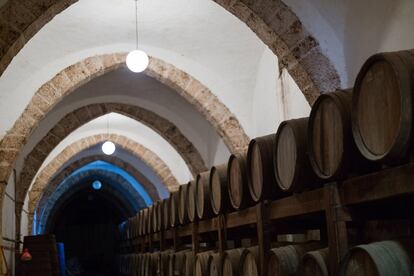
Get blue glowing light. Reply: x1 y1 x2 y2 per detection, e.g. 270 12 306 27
92 180 102 190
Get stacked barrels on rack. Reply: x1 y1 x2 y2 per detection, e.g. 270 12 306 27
119 49 414 276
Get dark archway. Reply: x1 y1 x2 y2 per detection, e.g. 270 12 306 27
43 178 140 276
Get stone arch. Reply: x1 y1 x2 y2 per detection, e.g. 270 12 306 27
0 0 339 102
29 102 207 178
214 0 340 101
0 54 248 187
28 154 162 218
21 133 179 202
20 133 178 235
35 168 146 234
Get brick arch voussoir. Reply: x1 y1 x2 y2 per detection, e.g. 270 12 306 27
29 154 161 215
34 168 144 235
0 54 248 188
20 134 179 207
214 0 340 103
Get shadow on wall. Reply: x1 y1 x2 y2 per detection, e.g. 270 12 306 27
344 0 404 84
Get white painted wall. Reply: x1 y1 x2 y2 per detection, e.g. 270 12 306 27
2 172 17 276
285 0 414 87
252 48 311 137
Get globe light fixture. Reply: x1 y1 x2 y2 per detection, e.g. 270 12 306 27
92 180 102 190
127 0 148 73
126 50 149 73
102 141 116 155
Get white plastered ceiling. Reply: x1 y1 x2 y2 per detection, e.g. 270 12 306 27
0 0 308 141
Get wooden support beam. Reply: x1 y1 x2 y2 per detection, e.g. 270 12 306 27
217 214 227 253
256 202 271 276
325 183 350 276
192 222 199 254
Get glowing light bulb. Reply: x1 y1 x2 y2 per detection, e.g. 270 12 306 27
126 50 149 73
92 180 102 190
102 141 116 155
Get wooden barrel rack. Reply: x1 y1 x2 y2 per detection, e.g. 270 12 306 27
117 160 414 275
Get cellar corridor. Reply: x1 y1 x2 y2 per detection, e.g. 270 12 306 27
1 0 414 275
50 187 125 276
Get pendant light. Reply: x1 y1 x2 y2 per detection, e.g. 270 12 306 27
102 115 116 155
126 0 149 73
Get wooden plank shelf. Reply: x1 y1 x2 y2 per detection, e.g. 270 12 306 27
138 162 414 243
268 187 325 220
340 162 414 205
124 161 414 276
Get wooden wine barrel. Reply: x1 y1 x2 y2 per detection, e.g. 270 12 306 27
157 251 172 276
221 248 244 276
309 89 367 180
196 171 214 220
170 191 179 227
352 50 414 163
339 240 414 276
208 253 221 276
137 210 142 236
187 180 197 223
240 247 260 276
142 208 149 235
133 254 140 276
267 242 323 276
147 205 153 234
195 251 212 276
141 253 150 276
152 201 159 233
134 215 139 239
169 250 190 276
274 118 316 193
178 184 189 225
247 134 278 201
184 252 195 276
227 153 254 210
139 210 144 236
163 197 170 230
209 164 230 215
157 200 164 231
298 248 329 276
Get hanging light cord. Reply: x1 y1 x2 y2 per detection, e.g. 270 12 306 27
106 115 109 138
135 0 139 50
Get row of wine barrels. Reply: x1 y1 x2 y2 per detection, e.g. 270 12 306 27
122 50 414 239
